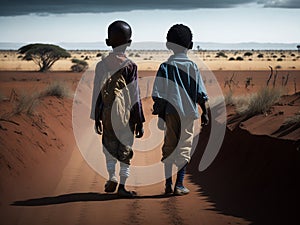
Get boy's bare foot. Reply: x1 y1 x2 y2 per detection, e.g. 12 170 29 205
104 180 118 193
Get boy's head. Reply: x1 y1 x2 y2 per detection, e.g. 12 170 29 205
106 20 132 49
166 24 193 52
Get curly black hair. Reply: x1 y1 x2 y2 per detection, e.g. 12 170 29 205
167 24 193 49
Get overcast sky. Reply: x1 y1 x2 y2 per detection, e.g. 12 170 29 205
0 0 299 44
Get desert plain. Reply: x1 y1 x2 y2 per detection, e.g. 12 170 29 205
0 49 299 225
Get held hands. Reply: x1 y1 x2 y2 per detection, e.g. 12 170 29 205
94 120 103 135
135 123 144 138
201 113 209 126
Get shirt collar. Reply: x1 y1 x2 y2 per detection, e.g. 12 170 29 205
111 49 126 56
169 52 189 60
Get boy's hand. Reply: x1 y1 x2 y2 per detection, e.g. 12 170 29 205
135 123 144 138
201 113 209 126
95 120 103 135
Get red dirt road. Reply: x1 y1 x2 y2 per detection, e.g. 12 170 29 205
1 71 299 225
1 135 249 225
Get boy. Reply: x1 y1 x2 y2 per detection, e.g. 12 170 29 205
91 20 145 197
152 24 209 195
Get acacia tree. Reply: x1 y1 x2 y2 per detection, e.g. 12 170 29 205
18 44 71 72
297 45 300 53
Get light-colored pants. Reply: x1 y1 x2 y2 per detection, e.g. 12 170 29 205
162 113 194 166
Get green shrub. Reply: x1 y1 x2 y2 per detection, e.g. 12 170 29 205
257 53 264 58
71 58 88 72
236 56 244 61
244 52 253 57
216 52 227 58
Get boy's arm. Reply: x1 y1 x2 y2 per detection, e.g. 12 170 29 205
125 62 145 138
94 91 103 135
152 64 168 117
90 62 104 120
199 101 209 126
196 66 209 126
91 62 104 135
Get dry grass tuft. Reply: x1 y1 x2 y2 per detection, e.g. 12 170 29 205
12 82 72 116
237 87 282 116
0 92 5 101
225 91 251 109
284 112 300 126
41 82 72 99
13 92 40 115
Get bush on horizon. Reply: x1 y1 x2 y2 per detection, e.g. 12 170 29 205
244 52 253 57
71 58 88 72
257 53 264 58
216 52 227 58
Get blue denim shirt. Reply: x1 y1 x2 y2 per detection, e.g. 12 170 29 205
152 53 208 119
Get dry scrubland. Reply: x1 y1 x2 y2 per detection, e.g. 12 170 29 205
0 49 299 71
0 49 299 225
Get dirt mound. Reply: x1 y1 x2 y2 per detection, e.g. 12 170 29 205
227 92 300 141
0 96 74 196
188 113 300 224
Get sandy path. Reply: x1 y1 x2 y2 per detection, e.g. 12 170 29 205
0 70 253 225
2 141 250 225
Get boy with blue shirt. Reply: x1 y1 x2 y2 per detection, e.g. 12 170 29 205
152 24 209 195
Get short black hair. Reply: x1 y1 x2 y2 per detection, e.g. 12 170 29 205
167 24 193 49
107 20 132 48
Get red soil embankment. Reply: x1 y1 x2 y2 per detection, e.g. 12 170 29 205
188 111 300 225
0 96 75 199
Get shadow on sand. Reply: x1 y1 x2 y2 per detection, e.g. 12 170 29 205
187 123 300 225
11 192 171 206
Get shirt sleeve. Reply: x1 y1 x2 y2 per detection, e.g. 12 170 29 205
124 62 145 124
195 65 208 104
90 61 104 120
152 63 168 100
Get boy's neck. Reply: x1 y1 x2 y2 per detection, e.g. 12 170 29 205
172 50 188 55
112 46 127 54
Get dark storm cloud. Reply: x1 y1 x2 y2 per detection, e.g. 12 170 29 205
0 0 299 16
259 0 300 8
